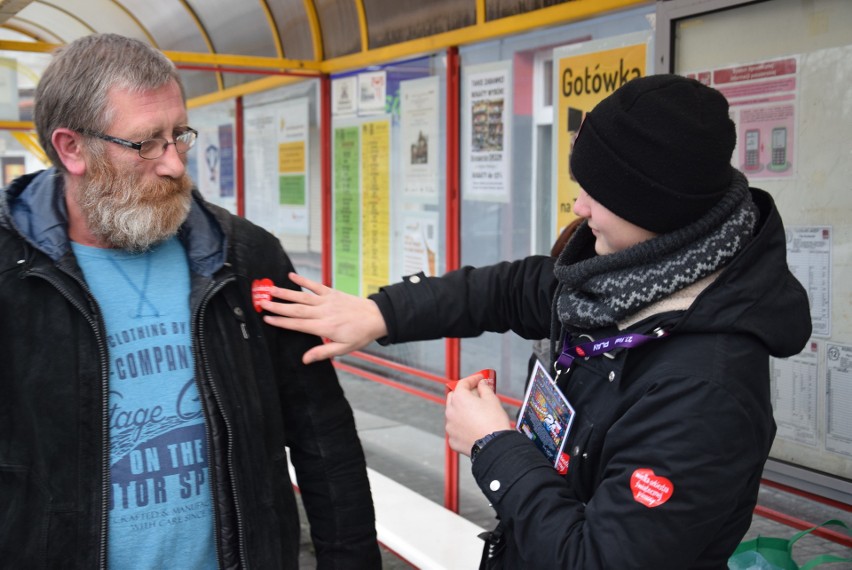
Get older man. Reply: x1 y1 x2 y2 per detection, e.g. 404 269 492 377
0 33 380 569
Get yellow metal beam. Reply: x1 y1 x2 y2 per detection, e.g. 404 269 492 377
11 130 49 166
178 0 224 90
0 40 322 73
0 120 34 130
0 38 60 52
163 50 323 72
354 0 368 52
476 0 485 26
258 0 285 58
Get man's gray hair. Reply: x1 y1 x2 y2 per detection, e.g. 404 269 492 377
34 33 184 170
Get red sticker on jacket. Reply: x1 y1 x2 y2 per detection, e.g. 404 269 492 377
556 452 570 475
251 278 274 312
630 468 673 508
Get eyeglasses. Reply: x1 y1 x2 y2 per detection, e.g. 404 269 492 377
81 127 198 160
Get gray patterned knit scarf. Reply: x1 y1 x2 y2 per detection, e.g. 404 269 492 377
552 170 758 337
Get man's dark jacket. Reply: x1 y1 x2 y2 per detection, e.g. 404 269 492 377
0 169 381 569
370 188 812 569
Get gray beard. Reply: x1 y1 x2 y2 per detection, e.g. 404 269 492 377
77 161 192 253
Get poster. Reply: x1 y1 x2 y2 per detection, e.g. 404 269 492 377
462 61 512 203
196 124 235 209
400 76 440 201
332 76 357 116
553 34 649 238
360 119 391 296
687 57 799 180
243 98 310 236
771 342 819 447
786 226 831 337
826 343 852 457
277 98 310 235
243 109 279 232
332 125 361 296
402 211 439 278
358 71 387 115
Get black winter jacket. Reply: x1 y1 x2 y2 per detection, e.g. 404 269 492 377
370 188 811 569
0 169 381 569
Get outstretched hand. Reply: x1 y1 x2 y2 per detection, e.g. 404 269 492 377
260 272 388 364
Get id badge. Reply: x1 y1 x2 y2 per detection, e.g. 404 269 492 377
516 360 575 474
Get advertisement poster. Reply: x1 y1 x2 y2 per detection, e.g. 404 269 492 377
358 70 387 115
553 34 649 238
277 98 310 235
462 61 512 203
686 57 798 180
195 124 236 212
243 98 310 236
402 211 439 278
360 119 391 296
332 125 361 296
400 76 440 202
332 75 357 116
243 108 279 232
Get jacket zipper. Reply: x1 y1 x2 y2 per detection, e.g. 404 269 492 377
193 276 249 570
23 268 112 569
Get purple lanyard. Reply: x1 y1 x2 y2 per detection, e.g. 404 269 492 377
555 327 668 376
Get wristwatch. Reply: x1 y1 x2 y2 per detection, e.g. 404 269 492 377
470 431 502 464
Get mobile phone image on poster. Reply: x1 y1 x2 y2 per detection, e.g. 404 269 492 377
516 360 575 468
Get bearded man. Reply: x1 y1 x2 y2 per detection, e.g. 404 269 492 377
0 33 380 569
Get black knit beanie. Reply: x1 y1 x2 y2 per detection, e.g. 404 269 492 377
569 74 737 233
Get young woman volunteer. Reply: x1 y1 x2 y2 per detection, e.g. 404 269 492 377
260 74 811 569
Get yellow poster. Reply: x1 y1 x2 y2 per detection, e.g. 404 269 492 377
556 43 646 235
360 119 391 297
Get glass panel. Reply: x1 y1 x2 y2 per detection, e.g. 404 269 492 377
457 4 653 403
672 0 852 485
187 99 238 215
486 0 574 21
363 0 475 48
329 56 445 372
243 79 324 280
315 0 361 59
267 0 315 61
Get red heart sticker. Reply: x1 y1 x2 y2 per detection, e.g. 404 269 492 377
251 278 274 313
556 452 570 475
630 468 673 508
447 369 496 392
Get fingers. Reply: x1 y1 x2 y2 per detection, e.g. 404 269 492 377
262 314 323 336
286 272 327 295
265 285 316 306
302 344 335 364
455 373 484 391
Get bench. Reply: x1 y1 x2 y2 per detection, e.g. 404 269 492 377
289 459 486 568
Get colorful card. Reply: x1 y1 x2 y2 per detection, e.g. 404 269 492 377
516 360 575 473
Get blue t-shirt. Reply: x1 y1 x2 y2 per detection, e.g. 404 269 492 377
72 237 216 570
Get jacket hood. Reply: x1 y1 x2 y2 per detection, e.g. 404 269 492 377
1 168 227 277
671 188 811 358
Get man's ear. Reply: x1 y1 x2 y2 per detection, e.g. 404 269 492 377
51 128 88 176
